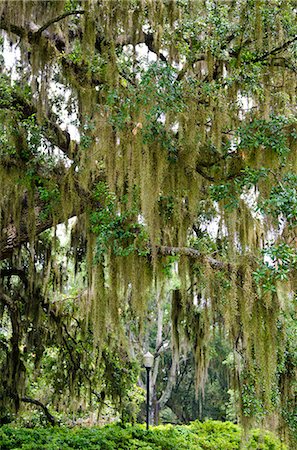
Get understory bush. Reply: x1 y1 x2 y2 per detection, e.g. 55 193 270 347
0 420 287 450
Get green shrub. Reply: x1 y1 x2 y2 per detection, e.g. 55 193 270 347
0 420 287 450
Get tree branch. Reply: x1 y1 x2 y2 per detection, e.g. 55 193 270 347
195 161 244 183
195 167 216 182
156 246 229 270
254 35 297 63
20 397 57 425
0 17 26 38
35 10 85 37
0 289 16 311
0 268 28 290
0 88 76 159
157 355 178 409
143 32 167 63
0 15 101 85
0 216 54 261
0 169 105 261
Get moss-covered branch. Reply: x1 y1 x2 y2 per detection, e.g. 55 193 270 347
0 86 76 159
35 10 85 37
156 246 229 270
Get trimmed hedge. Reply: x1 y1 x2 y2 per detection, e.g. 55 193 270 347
0 420 287 450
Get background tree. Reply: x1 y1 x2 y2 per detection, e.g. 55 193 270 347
0 0 296 444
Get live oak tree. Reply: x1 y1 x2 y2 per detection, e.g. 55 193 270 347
0 0 296 442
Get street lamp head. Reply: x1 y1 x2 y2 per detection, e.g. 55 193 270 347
143 351 154 369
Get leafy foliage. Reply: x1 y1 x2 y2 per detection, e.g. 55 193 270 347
0 421 287 450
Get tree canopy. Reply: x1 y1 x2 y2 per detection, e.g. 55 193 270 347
0 0 296 443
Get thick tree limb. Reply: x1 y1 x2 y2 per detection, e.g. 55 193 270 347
0 204 228 270
0 217 54 261
142 32 167 63
35 10 85 37
0 268 28 289
0 16 100 84
0 15 67 53
0 18 26 38
0 88 76 159
20 397 56 425
157 355 178 410
0 289 16 311
156 246 229 270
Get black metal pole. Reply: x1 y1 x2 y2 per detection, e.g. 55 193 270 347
146 367 150 430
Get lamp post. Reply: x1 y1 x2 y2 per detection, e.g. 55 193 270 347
143 351 154 430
